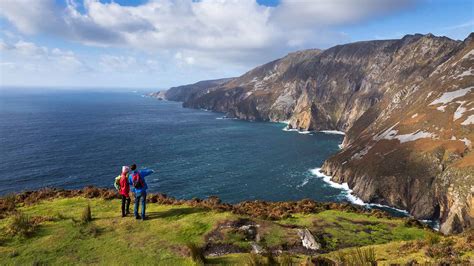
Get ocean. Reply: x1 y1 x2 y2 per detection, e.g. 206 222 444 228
0 89 412 218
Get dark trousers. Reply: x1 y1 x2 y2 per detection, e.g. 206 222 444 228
134 192 146 219
121 195 131 217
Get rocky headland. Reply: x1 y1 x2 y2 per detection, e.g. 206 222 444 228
151 33 474 235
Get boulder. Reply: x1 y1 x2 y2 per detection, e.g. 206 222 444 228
297 228 320 250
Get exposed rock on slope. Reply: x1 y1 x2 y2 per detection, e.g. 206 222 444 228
322 34 474 234
152 33 474 234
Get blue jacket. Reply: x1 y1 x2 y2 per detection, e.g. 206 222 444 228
128 169 154 194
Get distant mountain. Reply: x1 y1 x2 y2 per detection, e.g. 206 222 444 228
149 78 234 102
151 33 474 234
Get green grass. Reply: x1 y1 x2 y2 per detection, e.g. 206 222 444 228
0 197 465 265
278 210 429 250
0 197 235 265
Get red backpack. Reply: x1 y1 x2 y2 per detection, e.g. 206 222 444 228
132 172 143 189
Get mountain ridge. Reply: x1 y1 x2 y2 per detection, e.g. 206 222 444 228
151 33 474 234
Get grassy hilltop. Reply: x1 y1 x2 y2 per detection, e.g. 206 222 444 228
0 188 472 265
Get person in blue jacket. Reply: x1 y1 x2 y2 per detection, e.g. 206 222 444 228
128 164 154 220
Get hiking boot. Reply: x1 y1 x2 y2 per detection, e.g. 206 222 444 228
135 215 141 220
142 217 147 221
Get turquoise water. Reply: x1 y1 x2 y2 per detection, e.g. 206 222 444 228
0 89 350 204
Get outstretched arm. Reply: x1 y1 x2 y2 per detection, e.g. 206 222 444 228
139 169 154 178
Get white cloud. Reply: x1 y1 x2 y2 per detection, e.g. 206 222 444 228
0 0 419 88
271 0 415 28
0 38 86 79
175 52 196 66
0 0 416 62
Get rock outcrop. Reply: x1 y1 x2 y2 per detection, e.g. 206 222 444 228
151 33 474 234
297 228 321 250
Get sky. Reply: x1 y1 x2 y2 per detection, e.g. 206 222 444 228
0 0 473 90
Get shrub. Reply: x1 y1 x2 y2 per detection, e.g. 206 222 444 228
335 247 376 265
425 233 441 246
56 212 68 220
2 194 16 212
80 204 92 224
425 239 457 259
186 242 206 265
312 256 336 266
8 250 19 258
300 257 315 266
7 212 36 237
263 251 277 265
80 223 101 238
244 253 265 266
278 252 292 265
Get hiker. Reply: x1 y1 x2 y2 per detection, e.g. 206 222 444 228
118 166 131 217
128 164 154 220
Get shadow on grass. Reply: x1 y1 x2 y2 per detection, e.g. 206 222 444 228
145 207 207 220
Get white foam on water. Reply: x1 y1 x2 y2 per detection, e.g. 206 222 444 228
297 176 311 188
309 168 365 205
309 168 411 214
216 116 237 120
319 130 346 135
298 130 311 134
367 203 409 215
282 126 298 132
420 219 440 231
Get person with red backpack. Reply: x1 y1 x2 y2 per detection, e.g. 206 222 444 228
118 166 131 217
128 164 154 220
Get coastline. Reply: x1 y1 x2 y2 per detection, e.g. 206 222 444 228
308 167 440 230
149 96 439 229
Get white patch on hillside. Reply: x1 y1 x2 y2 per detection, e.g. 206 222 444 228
351 145 373 160
373 123 435 143
437 105 447 112
454 101 467 120
460 138 472 148
393 131 435 143
430 87 473 105
451 136 457 140
373 123 399 141
456 68 473 79
462 49 474 60
411 113 418 118
263 70 278 82
461 115 474 125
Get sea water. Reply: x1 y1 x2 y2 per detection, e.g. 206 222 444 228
0 89 414 219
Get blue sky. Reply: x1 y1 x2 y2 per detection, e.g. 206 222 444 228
0 0 472 89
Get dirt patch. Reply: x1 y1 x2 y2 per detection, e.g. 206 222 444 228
285 244 319 256
204 243 247 256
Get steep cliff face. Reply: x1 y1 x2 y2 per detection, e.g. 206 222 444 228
322 34 474 234
179 35 461 132
152 33 474 234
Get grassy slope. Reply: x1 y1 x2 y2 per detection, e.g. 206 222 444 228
0 197 471 265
